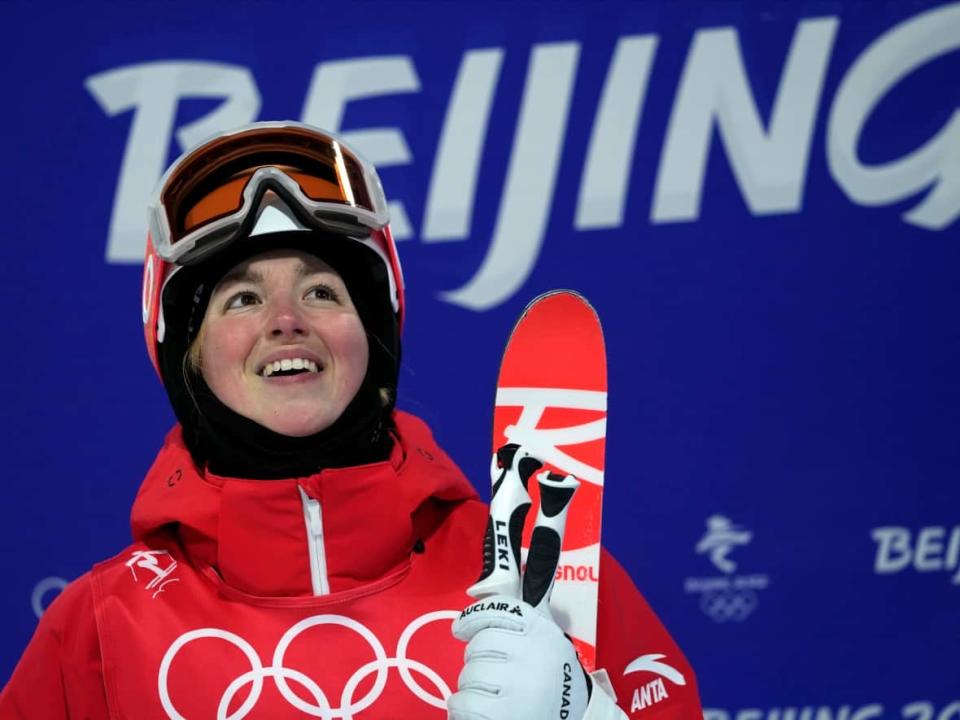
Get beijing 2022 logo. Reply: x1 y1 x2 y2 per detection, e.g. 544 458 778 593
683 515 771 623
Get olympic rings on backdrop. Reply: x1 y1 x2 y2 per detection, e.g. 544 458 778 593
158 610 459 720
31 577 68 619
699 588 758 622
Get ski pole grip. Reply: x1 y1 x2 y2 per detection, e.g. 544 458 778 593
522 471 580 613
469 444 540 599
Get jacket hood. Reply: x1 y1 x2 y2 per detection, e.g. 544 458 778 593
129 411 479 597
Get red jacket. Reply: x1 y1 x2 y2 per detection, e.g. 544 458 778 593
1 412 701 719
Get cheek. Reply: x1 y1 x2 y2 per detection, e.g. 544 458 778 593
334 318 370 384
199 323 252 388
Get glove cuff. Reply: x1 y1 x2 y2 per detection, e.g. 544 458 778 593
582 669 628 720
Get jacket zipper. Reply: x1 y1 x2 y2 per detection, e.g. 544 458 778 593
298 486 330 595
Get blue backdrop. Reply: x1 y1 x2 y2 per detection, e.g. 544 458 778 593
1 1 958 717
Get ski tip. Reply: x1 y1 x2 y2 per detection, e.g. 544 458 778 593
523 288 591 310
515 289 600 326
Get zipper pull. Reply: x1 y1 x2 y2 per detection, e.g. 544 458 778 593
304 494 323 537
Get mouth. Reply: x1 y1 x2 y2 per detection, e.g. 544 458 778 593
258 357 322 378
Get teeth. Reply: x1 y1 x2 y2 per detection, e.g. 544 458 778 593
261 358 320 377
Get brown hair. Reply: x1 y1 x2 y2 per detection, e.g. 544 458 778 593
186 323 205 374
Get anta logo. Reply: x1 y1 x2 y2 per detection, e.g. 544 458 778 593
459 601 524 619
560 662 574 718
631 678 668 713
624 654 686 714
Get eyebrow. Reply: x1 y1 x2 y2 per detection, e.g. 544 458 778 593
216 266 263 289
214 258 333 291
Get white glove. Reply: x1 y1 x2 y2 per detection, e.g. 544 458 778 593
448 595 589 720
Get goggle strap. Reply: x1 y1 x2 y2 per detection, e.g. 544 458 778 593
155 263 182 344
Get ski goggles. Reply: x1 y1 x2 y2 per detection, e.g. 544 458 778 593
148 122 394 268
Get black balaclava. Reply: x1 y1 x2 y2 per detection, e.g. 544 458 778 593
157 231 400 479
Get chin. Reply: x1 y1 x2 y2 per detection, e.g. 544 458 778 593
259 409 337 437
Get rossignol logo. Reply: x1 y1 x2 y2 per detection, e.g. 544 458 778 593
871 525 960 585
459 601 525 619
623 654 686 714
553 563 599 582
91 3 960 311
684 515 770 622
495 387 606 486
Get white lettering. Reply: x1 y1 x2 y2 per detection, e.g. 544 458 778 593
441 42 580 310
871 526 912 573
914 526 946 571
851 705 884 720
708 708 884 720
653 677 667 702
629 678 668 711
301 56 421 239
903 701 935 720
575 35 658 229
86 62 260 262
733 574 770 590
652 18 838 223
422 49 504 241
827 2 960 230
639 684 651 710
685 576 732 592
938 702 960 720
815 708 851 720
772 711 811 720
704 712 730 720
873 525 960 580
946 526 960 571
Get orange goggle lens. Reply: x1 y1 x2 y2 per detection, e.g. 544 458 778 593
181 166 350 234
160 125 380 244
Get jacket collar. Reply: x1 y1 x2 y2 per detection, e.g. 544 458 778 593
130 411 478 598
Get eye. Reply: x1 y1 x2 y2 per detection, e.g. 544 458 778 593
305 283 342 303
224 291 261 310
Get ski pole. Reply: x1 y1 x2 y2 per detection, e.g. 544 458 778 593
469 444 541 599
522 471 580 614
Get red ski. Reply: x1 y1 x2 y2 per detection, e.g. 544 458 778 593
473 290 607 672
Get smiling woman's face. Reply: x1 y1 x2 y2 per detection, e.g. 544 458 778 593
196 249 369 437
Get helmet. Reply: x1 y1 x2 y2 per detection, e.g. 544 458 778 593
141 121 405 376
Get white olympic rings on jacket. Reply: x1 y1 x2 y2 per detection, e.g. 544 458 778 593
158 610 459 720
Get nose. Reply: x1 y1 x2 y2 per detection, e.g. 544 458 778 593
267 299 308 339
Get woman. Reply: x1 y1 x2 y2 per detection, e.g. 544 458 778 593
0 122 701 719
